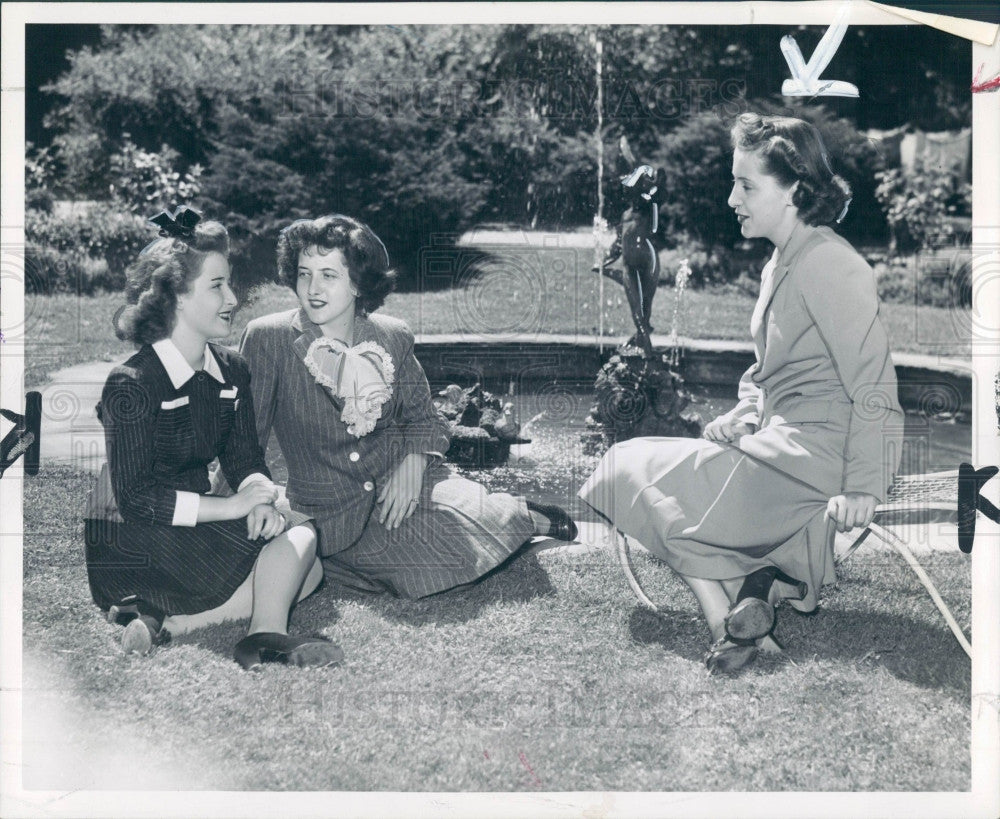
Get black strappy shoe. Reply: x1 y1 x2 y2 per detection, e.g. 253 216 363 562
704 635 759 675
233 632 345 671
724 567 807 642
107 595 171 655
526 501 578 542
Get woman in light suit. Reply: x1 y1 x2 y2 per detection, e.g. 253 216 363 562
240 215 577 601
579 113 904 673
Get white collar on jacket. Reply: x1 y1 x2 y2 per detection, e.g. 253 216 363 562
152 337 225 388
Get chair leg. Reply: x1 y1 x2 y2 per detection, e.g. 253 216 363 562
836 526 873 567
868 522 971 658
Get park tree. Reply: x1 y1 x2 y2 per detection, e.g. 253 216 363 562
38 23 966 290
39 24 756 285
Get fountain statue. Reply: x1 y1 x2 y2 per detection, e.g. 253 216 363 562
584 136 702 453
594 140 667 358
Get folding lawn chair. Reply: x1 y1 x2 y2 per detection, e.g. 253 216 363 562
836 469 970 657
615 468 972 658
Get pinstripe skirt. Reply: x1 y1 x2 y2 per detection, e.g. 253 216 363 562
84 509 312 616
305 465 536 599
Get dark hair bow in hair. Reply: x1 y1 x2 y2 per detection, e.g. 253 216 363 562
149 206 202 240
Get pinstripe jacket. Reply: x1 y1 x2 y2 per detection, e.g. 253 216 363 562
720 223 904 501
240 308 451 552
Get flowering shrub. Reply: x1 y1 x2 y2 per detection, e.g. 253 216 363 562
25 203 150 293
872 247 972 308
874 157 971 254
108 137 202 214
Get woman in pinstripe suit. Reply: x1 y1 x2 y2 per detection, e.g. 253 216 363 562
240 215 577 599
84 209 343 669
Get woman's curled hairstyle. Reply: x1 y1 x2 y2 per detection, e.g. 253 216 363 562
731 112 852 226
114 215 230 345
276 214 396 314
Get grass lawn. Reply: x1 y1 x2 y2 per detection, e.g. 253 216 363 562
16 239 972 792
21 243 970 388
22 464 970 791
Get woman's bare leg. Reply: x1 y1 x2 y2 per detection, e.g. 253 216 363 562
163 526 321 636
680 575 733 642
720 577 742 602
683 573 784 658
247 524 317 635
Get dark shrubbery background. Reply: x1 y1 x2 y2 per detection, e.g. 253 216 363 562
27 24 971 299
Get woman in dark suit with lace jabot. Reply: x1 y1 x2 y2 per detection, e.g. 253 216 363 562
240 214 578 599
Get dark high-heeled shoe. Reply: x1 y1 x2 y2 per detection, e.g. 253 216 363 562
724 566 807 642
526 501 578 542
704 635 759 675
233 632 345 671
108 596 170 655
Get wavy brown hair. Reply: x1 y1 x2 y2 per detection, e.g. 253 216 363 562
731 112 852 226
276 214 396 314
114 221 230 345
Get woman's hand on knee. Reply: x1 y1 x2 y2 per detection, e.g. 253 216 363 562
228 481 278 519
825 492 878 533
703 416 752 443
378 453 429 530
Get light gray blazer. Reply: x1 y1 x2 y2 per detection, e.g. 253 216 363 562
720 223 904 501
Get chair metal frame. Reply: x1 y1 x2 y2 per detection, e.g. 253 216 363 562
615 468 971 657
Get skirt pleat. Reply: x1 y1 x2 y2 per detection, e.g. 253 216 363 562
84 509 312 615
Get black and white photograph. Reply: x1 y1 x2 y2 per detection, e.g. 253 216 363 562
1 2 998 816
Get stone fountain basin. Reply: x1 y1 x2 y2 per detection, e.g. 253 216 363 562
36 334 970 520
414 334 971 498
413 333 972 419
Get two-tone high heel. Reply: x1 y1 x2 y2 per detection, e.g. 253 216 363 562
704 634 759 674
107 595 171 655
724 567 807 642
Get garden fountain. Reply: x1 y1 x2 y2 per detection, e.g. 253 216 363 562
584 38 701 451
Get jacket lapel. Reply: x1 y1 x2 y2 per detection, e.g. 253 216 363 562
290 308 321 364
750 252 780 355
750 223 815 355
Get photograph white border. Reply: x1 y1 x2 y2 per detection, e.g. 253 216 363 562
2 2 998 817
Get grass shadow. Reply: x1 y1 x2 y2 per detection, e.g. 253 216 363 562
624 596 969 696
627 605 709 664
777 604 970 697
314 550 556 628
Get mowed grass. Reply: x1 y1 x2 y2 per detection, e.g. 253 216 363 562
21 242 970 388
22 465 970 791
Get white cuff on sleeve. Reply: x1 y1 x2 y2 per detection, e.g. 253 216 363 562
237 472 271 491
172 490 201 527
